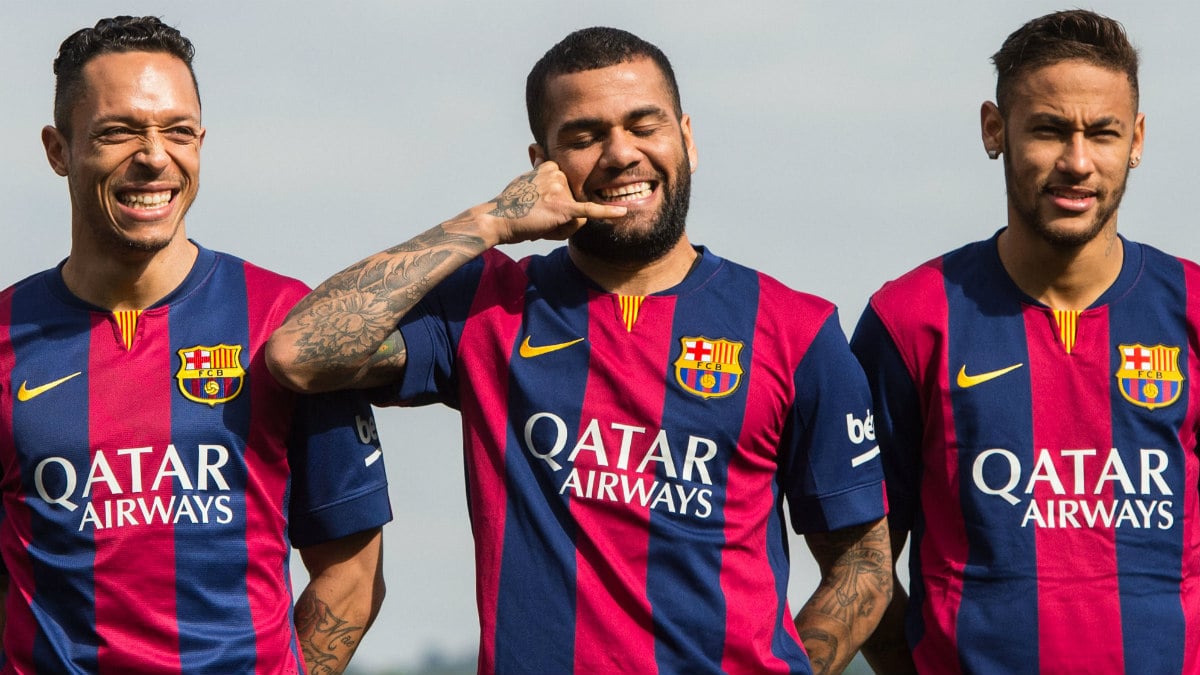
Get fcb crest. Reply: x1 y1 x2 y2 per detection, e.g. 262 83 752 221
674 336 744 399
176 344 246 406
1116 343 1184 410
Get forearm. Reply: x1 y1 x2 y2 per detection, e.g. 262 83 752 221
860 578 916 674
795 518 892 675
266 213 493 393
860 525 915 673
295 529 385 675
266 164 619 393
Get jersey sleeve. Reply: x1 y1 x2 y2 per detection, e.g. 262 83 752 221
780 309 887 534
373 256 488 409
849 303 922 533
287 388 391 548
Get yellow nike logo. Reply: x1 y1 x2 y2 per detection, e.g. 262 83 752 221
17 371 83 402
519 336 584 358
957 363 1023 389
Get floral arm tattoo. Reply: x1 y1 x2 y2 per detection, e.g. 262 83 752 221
279 221 487 379
795 518 893 675
275 171 549 385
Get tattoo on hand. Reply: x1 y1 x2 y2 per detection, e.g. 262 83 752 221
488 170 539 219
295 595 363 675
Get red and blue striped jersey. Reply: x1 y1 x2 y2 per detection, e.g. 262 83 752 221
852 233 1200 674
381 246 886 675
0 244 392 674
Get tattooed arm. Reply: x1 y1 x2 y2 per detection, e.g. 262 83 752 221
794 517 892 675
859 525 917 674
295 528 384 675
266 162 626 393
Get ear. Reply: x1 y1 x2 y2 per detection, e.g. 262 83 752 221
528 143 546 167
42 125 70 177
980 101 1004 159
680 113 698 173
1130 111 1145 163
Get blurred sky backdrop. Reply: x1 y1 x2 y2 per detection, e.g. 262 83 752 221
3 2 1199 671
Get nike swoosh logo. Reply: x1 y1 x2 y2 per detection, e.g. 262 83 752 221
957 363 1023 389
17 371 83 402
519 336 584 358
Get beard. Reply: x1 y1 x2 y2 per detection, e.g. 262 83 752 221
569 154 691 265
1002 145 1130 250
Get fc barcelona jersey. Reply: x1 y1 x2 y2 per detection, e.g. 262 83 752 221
852 233 1200 674
0 244 392 674
381 246 886 675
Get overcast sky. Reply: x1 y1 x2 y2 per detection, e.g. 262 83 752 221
3 2 1198 671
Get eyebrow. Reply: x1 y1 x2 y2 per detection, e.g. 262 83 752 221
1028 112 1124 129
555 105 672 137
92 112 202 127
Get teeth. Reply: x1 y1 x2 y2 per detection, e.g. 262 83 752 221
599 182 652 201
119 191 172 208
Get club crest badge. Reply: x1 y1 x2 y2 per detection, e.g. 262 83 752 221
176 344 246 406
674 336 744 399
1116 343 1183 410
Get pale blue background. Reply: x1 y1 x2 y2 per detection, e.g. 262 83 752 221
3 2 1196 671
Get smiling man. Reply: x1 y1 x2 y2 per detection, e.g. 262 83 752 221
268 26 890 675
0 16 390 674
853 10 1200 674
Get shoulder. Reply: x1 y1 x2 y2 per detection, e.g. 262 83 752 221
1121 238 1200 298
700 250 836 320
0 267 68 322
705 255 843 363
206 247 312 308
870 255 947 312
1137 240 1200 277
0 268 52 302
866 239 998 331
757 268 835 316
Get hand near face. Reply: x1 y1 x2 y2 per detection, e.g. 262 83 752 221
484 161 625 245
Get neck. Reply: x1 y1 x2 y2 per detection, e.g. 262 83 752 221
568 235 698 296
996 221 1123 311
61 235 198 311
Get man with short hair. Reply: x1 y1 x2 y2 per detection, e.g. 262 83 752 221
854 10 1200 674
267 26 891 675
0 16 391 673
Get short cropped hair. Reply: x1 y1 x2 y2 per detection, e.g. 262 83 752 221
52 15 198 136
526 27 680 148
992 9 1138 115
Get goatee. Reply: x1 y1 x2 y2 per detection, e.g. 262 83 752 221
570 156 691 265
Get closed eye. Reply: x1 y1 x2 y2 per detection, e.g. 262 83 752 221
97 127 136 142
164 126 201 142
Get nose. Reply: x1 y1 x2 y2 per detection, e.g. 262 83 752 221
133 130 170 172
1056 133 1094 177
598 129 641 171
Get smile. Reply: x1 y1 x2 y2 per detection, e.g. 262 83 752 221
118 190 173 209
597 182 654 202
